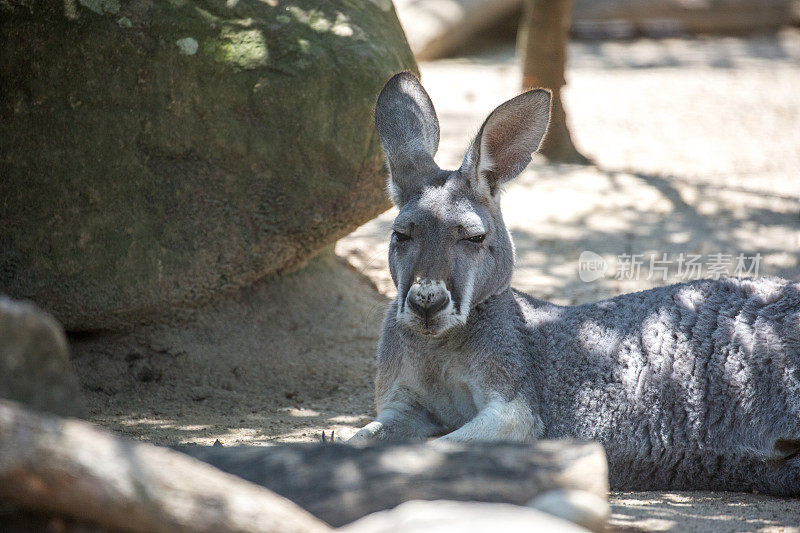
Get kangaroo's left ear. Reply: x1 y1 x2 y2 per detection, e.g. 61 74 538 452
460 88 551 197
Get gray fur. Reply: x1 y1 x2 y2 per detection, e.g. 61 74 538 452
352 72 800 495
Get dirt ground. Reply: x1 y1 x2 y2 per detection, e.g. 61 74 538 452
74 31 800 531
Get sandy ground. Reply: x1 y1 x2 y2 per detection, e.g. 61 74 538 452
73 31 800 531
73 251 383 445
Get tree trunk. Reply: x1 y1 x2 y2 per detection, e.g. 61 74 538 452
518 0 590 164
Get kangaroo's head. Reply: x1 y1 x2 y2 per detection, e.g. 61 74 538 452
375 72 551 337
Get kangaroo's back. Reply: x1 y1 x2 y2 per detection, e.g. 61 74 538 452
515 277 800 493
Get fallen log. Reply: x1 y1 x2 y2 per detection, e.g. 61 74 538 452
0 398 609 530
0 399 331 533
180 438 609 527
339 500 590 533
394 0 797 60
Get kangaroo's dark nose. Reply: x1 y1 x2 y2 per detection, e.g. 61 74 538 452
407 279 450 318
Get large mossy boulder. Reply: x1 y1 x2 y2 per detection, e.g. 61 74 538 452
0 0 415 331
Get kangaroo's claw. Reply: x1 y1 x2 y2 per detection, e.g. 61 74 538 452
320 430 342 444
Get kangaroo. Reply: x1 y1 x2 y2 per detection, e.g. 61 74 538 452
349 72 800 494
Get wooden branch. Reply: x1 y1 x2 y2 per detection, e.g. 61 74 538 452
180 438 609 527
0 399 331 533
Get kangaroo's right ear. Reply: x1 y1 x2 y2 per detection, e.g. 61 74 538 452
374 72 440 205
460 88 551 198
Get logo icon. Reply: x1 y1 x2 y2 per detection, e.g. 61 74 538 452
578 251 608 282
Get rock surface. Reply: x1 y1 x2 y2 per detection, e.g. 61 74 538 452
0 296 85 417
0 0 416 331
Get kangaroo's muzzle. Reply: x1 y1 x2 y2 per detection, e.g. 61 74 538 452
406 279 451 320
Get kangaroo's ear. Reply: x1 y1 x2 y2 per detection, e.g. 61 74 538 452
374 72 440 205
461 88 551 198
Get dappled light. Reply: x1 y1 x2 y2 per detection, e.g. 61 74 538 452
610 491 795 532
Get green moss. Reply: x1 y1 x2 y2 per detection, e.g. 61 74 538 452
213 28 268 69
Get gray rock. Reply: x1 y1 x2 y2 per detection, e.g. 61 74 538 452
0 0 416 331
0 297 85 417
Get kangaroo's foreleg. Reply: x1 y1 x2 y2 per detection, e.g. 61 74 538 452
349 401 444 444
438 395 542 443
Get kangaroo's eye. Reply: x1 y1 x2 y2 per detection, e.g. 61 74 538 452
393 231 411 242
465 234 486 243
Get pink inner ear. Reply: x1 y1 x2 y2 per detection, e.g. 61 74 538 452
486 116 528 167
463 89 550 196
480 102 541 186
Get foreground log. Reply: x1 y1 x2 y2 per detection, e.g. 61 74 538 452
340 500 590 533
0 400 331 533
180 439 609 527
